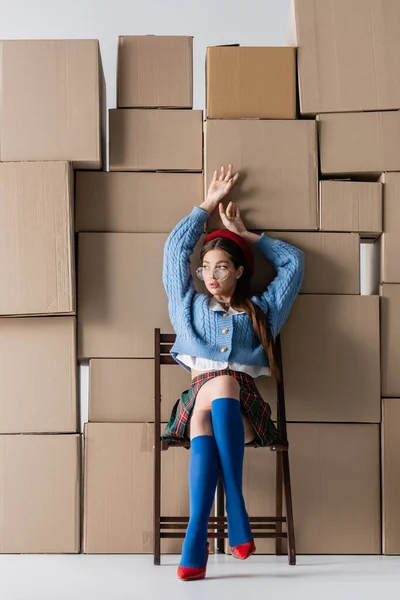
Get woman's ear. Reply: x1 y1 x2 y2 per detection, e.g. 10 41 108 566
236 266 244 279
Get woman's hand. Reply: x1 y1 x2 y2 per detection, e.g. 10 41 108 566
219 200 247 235
205 164 240 207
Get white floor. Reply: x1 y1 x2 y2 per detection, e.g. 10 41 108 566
1 554 399 600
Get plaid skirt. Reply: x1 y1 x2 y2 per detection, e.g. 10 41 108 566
161 368 279 449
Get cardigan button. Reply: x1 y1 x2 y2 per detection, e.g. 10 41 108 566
220 346 228 352
223 313 229 317
222 328 229 334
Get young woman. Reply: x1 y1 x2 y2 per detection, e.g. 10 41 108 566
161 164 304 581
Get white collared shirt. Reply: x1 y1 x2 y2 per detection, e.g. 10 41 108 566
176 296 271 378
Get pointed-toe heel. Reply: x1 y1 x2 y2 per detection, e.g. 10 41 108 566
177 543 210 581
230 539 256 560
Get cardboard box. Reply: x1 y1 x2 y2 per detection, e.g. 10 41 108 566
319 181 382 236
117 36 193 108
83 423 193 554
78 233 171 359
109 109 203 172
380 284 400 398
0 40 105 168
292 0 400 115
241 423 381 554
268 232 360 295
206 46 296 119
382 398 400 554
75 172 204 233
289 423 381 553
89 359 191 422
317 111 400 176
0 317 77 433
205 119 318 230
380 173 400 283
281 295 380 423
0 162 75 316
0 434 80 553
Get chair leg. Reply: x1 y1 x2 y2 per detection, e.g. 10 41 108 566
275 451 283 556
282 450 296 566
153 444 161 566
216 476 225 553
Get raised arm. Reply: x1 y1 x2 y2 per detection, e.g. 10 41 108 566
163 164 241 324
162 206 209 322
250 233 305 338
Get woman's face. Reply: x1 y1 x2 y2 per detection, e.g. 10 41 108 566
200 249 244 295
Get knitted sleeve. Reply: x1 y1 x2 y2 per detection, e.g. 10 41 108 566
251 233 305 338
162 205 209 324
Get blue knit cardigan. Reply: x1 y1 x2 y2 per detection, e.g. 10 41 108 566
162 206 304 373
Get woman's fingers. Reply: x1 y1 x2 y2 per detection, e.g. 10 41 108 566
216 164 240 183
224 164 233 181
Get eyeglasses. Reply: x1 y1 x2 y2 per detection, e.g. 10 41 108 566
196 266 230 281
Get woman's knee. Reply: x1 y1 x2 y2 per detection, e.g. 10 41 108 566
199 375 241 406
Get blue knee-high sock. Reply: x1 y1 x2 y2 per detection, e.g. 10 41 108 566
180 435 219 568
211 397 252 547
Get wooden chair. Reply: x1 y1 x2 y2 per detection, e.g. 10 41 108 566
153 327 296 566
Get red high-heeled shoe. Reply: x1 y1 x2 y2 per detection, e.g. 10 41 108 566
230 539 256 560
177 543 210 581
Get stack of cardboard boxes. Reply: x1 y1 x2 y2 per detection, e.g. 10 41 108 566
6 1 400 557
0 39 105 553
204 18 383 551
76 36 203 554
289 0 400 555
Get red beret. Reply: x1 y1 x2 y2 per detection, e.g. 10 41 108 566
203 229 254 276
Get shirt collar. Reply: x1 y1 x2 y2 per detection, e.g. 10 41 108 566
208 296 245 315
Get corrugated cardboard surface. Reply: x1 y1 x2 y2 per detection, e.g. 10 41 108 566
206 46 296 119
89 359 191 422
205 119 318 230
0 162 75 316
317 111 400 176
281 295 380 423
320 181 382 235
268 232 360 294
0 317 77 433
380 173 400 283
75 172 204 233
382 398 400 554
0 434 80 553
109 109 203 171
117 36 193 108
0 40 103 168
83 423 194 554
241 423 380 554
380 284 400 398
293 0 400 115
77 233 171 359
288 423 381 553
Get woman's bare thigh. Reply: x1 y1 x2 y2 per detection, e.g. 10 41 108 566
187 374 257 444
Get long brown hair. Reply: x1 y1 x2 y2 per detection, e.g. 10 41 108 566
200 237 281 382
